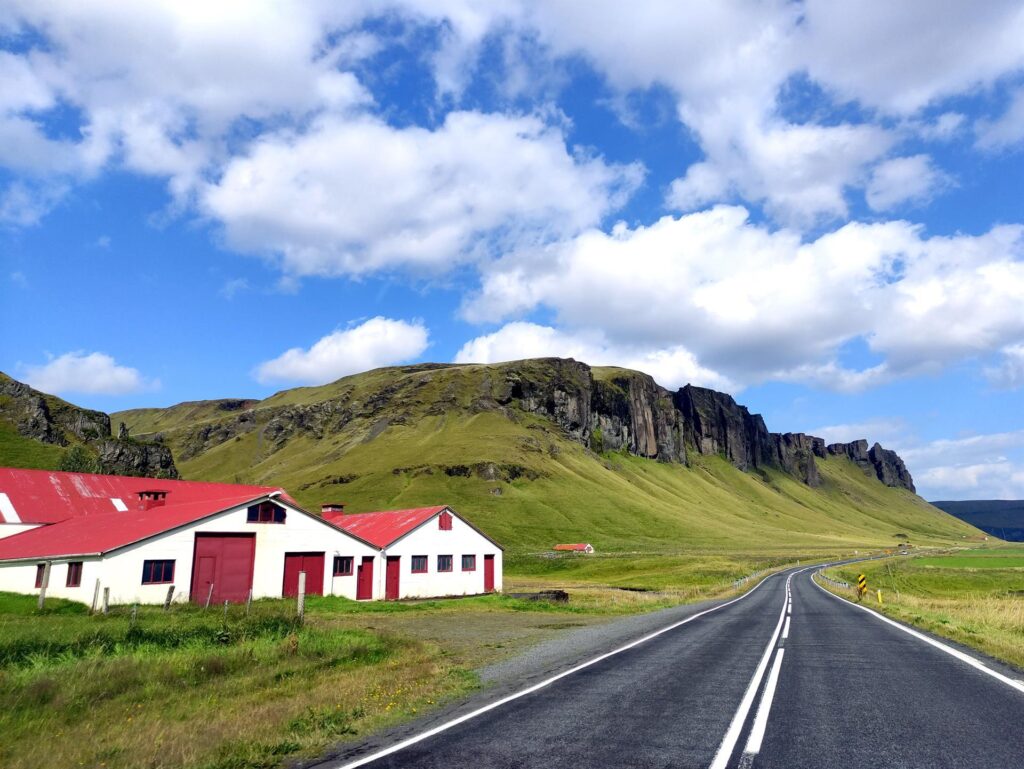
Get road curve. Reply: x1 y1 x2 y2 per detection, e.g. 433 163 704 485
322 567 1024 769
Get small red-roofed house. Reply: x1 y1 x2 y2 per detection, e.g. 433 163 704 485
553 543 594 554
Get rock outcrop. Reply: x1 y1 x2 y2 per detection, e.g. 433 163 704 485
674 385 775 470
0 372 178 478
771 433 824 487
827 439 915 492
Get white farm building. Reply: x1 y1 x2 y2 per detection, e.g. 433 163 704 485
0 468 502 605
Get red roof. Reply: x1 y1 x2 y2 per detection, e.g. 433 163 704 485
553 543 592 551
0 492 269 560
0 467 285 524
329 506 447 548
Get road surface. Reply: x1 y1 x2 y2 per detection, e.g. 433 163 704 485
323 567 1024 769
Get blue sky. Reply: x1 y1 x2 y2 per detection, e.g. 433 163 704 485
1 2 1023 500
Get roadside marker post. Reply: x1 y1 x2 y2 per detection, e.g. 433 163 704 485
857 573 868 600
297 571 306 624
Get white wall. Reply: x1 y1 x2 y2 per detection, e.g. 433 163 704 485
382 511 502 599
0 500 377 606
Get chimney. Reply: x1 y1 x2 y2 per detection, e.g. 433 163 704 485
138 490 168 510
321 502 345 514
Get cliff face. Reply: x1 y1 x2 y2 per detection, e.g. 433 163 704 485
0 373 178 478
827 439 915 493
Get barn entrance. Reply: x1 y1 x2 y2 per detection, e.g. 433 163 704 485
484 554 495 592
356 556 374 600
190 533 256 604
283 552 324 597
385 556 401 600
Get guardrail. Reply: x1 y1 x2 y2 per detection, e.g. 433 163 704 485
813 569 850 589
732 568 770 588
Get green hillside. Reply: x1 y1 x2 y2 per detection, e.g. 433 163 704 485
114 361 981 555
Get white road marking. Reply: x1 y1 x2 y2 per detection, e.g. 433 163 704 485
742 647 786 758
813 573 1024 696
0 492 20 523
782 616 791 639
331 570 785 769
708 572 800 769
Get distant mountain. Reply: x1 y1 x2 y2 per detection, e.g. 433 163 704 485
931 500 1024 541
0 372 177 478
110 358 978 552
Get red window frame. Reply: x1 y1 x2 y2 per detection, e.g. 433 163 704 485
247 501 286 523
333 556 354 576
411 555 428 573
66 561 83 588
437 554 453 572
141 559 175 584
461 554 476 572
34 563 45 588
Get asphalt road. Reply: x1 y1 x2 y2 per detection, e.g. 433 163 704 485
324 567 1024 769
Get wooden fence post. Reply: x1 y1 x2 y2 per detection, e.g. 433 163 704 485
163 585 175 610
223 599 229 622
245 588 253 616
130 604 138 627
205 583 214 609
37 561 51 610
91 578 101 614
297 571 306 624
102 586 110 614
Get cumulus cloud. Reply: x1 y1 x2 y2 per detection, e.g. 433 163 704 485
203 111 642 276
20 352 156 395
865 155 952 212
985 344 1024 389
976 87 1024 150
463 206 1024 391
902 430 1024 499
255 317 429 385
454 322 733 391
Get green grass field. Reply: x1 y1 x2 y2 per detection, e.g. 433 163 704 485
825 547 1024 669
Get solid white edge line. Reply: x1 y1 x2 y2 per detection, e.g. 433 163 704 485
332 569 785 769
708 572 800 769
742 647 786 756
812 571 1024 696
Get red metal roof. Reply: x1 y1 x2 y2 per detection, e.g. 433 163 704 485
330 506 447 548
0 492 269 560
0 467 285 524
553 543 592 551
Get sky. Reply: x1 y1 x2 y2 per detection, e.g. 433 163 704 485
1 1 1023 501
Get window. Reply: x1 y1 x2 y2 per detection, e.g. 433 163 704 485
66 561 83 588
438 554 453 572
462 554 476 572
247 502 286 523
411 555 428 573
141 559 175 584
34 563 45 588
438 510 453 530
333 556 353 576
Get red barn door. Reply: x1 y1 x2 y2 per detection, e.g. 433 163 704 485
385 556 401 600
283 552 325 597
484 554 495 593
356 556 374 600
190 534 255 604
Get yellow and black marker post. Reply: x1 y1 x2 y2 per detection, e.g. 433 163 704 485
857 573 868 600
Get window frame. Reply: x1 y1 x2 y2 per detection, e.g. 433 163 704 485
141 559 175 585
34 563 45 588
437 554 453 573
247 501 286 524
461 554 477 572
411 555 428 574
333 556 354 576
66 561 83 588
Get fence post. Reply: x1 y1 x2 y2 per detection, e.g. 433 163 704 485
245 588 253 616
102 586 110 614
91 578 101 614
205 583 215 609
223 599 229 622
163 584 175 610
297 571 306 624
130 604 138 627
37 561 51 610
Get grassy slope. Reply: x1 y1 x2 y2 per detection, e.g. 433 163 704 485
114 362 982 557
0 419 66 469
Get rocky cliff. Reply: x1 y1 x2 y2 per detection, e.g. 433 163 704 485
826 440 915 493
0 373 178 477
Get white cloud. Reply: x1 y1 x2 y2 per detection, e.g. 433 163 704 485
806 418 908 447
976 87 1024 150
463 206 1024 391
865 155 952 212
255 317 430 385
985 344 1024 390
453 321 733 390
20 352 156 395
203 111 642 276
906 430 1024 499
